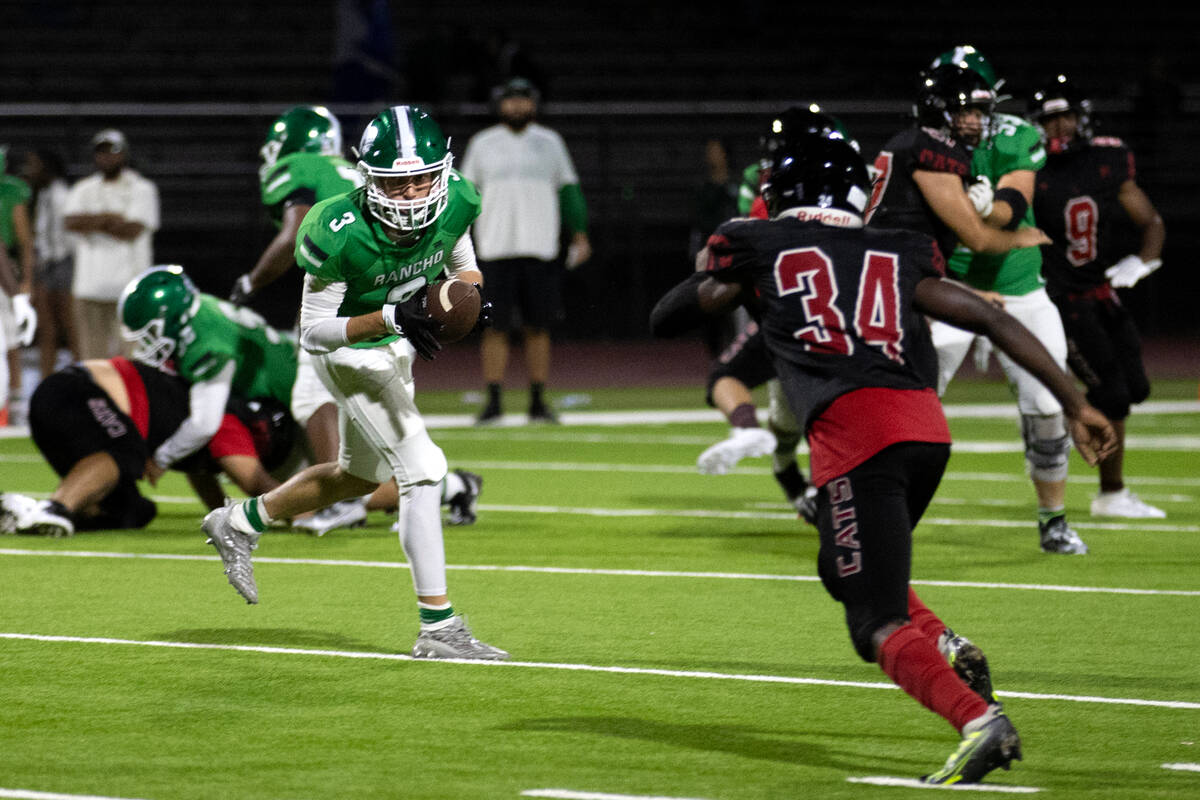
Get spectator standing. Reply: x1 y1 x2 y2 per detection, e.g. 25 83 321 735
461 77 591 424
0 145 37 425
19 148 79 379
63 129 159 360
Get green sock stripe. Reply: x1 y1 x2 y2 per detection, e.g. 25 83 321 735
419 605 455 624
243 498 267 532
1037 507 1066 524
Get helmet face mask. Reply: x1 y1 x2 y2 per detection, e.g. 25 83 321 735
118 265 200 369
1028 76 1094 154
260 105 343 172
916 64 997 148
357 105 453 232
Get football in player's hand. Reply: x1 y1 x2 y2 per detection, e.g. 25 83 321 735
425 279 481 342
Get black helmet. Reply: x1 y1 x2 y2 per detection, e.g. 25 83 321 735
761 132 871 219
915 63 996 145
1028 74 1094 154
760 104 860 167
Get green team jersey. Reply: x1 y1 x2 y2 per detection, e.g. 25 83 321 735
737 162 762 215
0 174 31 254
947 112 1048 295
295 171 481 349
259 151 363 228
175 294 298 403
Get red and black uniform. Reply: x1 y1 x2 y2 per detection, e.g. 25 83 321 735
1033 137 1149 420
866 126 973 261
705 213 955 664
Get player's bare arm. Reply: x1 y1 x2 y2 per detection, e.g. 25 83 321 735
648 267 745 338
913 276 1116 464
913 169 1050 253
242 202 311 298
1117 179 1166 260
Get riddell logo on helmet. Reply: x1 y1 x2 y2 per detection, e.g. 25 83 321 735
392 157 423 169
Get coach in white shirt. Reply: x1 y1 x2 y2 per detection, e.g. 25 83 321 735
64 129 160 360
461 77 591 425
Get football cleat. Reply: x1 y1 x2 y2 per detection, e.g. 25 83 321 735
527 401 559 425
446 470 482 526
291 498 367 537
476 402 503 426
202 504 261 604
793 485 819 525
1038 515 1088 555
411 616 509 660
923 705 1022 785
0 492 40 534
697 427 777 475
937 627 998 705
24 500 75 538
1090 488 1165 519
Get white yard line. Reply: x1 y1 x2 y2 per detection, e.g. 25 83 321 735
3 548 1198 597
522 790 715 800
846 776 1040 792
0 789 153 800
2 631 1197 711
1161 762 1200 772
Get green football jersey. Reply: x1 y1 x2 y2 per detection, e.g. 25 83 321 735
947 112 1048 295
737 162 761 215
0 174 31 254
259 151 362 228
295 171 482 349
175 294 298 403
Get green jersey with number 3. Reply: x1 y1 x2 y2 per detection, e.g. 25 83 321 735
295 173 481 348
947 112 1048 295
175 294 298 403
259 151 363 228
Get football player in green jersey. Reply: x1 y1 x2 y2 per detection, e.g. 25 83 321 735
201 105 507 660
0 145 38 424
927 45 1086 556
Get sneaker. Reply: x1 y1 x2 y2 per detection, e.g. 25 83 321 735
697 427 777 475
1090 488 1166 519
1039 515 1089 555
0 492 40 533
937 628 998 705
292 498 367 537
446 470 482 526
476 402 503 425
527 402 559 424
793 485 819 525
21 500 75 538
411 616 509 660
922 705 1022 785
202 504 261 604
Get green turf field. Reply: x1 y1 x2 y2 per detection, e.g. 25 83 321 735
1 384 1197 799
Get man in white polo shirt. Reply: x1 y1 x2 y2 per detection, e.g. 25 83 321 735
461 77 591 424
64 129 160 359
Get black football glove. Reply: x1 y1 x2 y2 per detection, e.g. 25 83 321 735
228 273 256 305
472 283 493 332
384 293 442 361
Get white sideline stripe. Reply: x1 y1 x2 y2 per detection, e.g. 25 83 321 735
523 790 714 800
1162 762 1200 772
3 631 1198 710
3 548 1199 597
0 789 152 800
846 777 1040 793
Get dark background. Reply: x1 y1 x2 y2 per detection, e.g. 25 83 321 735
3 0 1197 348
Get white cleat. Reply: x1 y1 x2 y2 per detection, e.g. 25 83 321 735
1090 488 1166 519
292 498 368 537
696 427 777 475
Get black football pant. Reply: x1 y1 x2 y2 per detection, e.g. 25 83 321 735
814 441 950 662
1053 293 1149 421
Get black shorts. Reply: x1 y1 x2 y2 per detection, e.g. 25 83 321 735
814 441 950 661
1052 293 1150 421
29 366 148 485
705 322 776 405
479 257 564 332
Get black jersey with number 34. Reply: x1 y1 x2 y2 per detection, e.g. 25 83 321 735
1033 137 1136 295
705 214 945 429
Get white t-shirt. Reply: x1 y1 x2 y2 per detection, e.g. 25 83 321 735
460 122 578 262
63 169 160 300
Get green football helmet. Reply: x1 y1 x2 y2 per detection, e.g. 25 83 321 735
118 265 201 369
356 105 453 232
260 105 344 170
931 45 1004 92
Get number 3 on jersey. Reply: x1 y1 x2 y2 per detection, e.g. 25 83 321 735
774 247 904 362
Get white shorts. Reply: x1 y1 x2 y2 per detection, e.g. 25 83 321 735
313 337 448 487
930 286 1068 416
289 347 338 428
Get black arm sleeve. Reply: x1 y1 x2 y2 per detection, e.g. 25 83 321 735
994 187 1028 231
649 272 709 338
